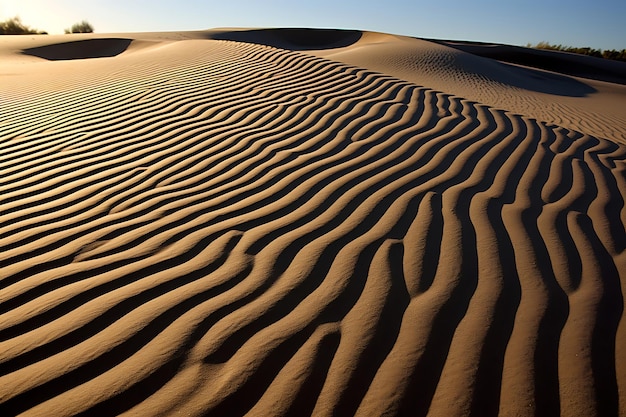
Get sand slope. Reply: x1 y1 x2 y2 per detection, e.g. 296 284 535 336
1 29 625 416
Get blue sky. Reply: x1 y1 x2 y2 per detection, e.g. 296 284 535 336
1 0 624 50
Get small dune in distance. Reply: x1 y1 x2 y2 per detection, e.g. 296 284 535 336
1 27 625 416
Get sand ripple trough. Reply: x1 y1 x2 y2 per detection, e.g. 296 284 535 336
1 33 625 416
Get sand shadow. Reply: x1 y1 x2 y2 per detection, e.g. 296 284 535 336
23 38 132 61
436 40 626 87
211 28 362 51
495 61 597 97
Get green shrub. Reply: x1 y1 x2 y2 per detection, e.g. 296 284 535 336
529 41 625 62
65 20 94 34
0 16 46 35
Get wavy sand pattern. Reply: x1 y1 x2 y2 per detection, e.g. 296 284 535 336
1 30 625 416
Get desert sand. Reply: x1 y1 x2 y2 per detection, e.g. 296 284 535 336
1 28 625 416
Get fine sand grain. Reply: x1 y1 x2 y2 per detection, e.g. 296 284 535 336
1 28 625 416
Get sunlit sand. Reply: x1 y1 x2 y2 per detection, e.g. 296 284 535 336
1 28 625 416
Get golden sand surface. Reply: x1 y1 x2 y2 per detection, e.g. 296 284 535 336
1 28 625 416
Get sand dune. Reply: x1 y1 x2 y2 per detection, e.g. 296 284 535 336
1 28 625 416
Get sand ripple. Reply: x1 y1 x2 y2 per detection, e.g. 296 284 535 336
1 37 625 416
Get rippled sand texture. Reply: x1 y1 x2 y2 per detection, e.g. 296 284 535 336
1 30 626 416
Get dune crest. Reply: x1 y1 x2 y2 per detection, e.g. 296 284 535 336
0 30 625 416
308 32 626 144
211 28 362 50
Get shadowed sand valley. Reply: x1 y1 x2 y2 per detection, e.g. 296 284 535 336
1 28 625 416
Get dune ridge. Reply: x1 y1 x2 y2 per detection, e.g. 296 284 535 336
1 31 625 416
306 32 626 145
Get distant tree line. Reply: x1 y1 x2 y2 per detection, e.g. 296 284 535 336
528 41 626 62
0 16 93 35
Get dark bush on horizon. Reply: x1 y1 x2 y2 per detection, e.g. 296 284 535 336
65 20 94 34
528 41 626 62
0 17 47 35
